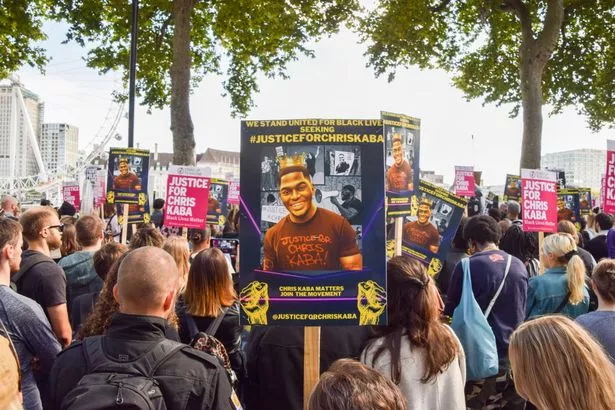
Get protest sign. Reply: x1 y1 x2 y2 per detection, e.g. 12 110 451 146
240 118 386 327
601 175 606 210
557 188 581 225
207 179 228 225
520 169 557 233
106 147 150 224
454 166 475 197
85 165 106 208
503 174 521 201
579 188 592 216
228 180 240 205
164 166 210 229
382 111 420 217
394 179 467 276
604 141 615 214
62 182 81 211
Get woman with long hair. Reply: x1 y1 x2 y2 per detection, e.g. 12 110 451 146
361 256 465 409
178 248 245 385
163 236 190 293
526 233 589 319
60 222 81 258
509 315 615 409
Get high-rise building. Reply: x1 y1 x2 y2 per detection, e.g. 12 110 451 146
541 149 605 190
0 78 45 178
41 123 79 172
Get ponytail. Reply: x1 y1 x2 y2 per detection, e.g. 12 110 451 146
567 254 586 304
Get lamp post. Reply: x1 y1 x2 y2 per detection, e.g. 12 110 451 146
128 0 139 149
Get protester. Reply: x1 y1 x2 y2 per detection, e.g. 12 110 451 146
163 236 190 292
362 256 465 409
1 195 19 221
509 316 615 410
488 207 501 222
246 325 371 410
151 198 165 228
444 215 527 409
583 213 597 242
49 247 235 410
526 233 589 319
506 200 522 226
69 242 127 334
58 201 76 218
17 207 72 347
558 220 596 276
223 207 239 237
59 223 80 258
59 215 105 308
308 359 407 410
585 212 612 262
178 248 245 390
129 223 165 249
576 259 615 361
0 218 61 409
499 224 540 277
0 334 23 410
436 217 467 297
498 218 511 235
103 203 121 243
189 226 212 262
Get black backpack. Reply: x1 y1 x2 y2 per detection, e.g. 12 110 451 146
61 336 184 410
10 252 51 292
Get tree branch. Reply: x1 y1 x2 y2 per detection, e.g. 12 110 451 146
537 0 564 54
156 16 172 48
501 0 534 42
430 0 452 13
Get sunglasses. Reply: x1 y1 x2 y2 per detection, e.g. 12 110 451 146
46 224 64 233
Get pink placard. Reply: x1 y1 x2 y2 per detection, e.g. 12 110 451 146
454 166 475 197
228 181 240 205
521 169 557 232
165 166 210 229
62 184 81 211
94 170 107 208
603 141 615 214
601 175 606 210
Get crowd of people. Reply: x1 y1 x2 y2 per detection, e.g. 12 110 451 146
2 194 615 410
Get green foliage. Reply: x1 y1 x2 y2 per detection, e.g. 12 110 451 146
0 0 52 79
359 0 615 130
52 0 359 116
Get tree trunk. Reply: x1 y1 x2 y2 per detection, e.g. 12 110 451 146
170 0 196 166
519 57 543 170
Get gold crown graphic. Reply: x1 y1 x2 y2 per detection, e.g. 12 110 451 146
278 154 305 170
419 197 433 207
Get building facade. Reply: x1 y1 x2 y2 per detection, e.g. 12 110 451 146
41 123 79 172
542 149 605 190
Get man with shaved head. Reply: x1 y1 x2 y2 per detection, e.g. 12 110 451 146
48 247 236 410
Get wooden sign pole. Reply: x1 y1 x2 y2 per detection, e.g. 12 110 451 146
121 204 129 244
303 326 321 410
394 217 403 256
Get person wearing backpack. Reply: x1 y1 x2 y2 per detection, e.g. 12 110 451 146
48 246 237 410
444 215 528 409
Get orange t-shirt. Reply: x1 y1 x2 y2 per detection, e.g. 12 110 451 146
263 208 359 271
403 221 440 251
386 160 412 191
208 197 221 212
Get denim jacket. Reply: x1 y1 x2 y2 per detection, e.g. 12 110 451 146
526 266 589 319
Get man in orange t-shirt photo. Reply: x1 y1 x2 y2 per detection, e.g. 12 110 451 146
386 134 413 192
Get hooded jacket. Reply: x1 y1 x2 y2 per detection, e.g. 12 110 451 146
58 251 103 307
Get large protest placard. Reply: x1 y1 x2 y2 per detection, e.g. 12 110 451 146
85 165 106 208
240 118 386 326
62 182 81 211
503 174 521 201
106 147 150 224
382 112 420 217
604 141 615 214
454 166 475 197
521 169 557 233
228 180 240 206
557 188 581 225
164 166 210 229
394 179 467 276
579 188 592 216
207 178 229 225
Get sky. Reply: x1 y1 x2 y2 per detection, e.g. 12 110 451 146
16 20 614 187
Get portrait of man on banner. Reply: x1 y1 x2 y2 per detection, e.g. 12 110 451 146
386 133 413 192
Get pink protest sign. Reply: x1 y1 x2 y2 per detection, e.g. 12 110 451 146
94 169 107 208
521 169 557 232
603 141 615 214
62 183 81 211
228 181 240 205
454 166 475 197
165 166 210 229
601 175 606 210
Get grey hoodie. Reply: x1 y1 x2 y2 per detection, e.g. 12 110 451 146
58 251 103 307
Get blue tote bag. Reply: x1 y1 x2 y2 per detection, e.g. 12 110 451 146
451 256 511 380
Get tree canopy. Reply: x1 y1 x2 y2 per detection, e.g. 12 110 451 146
359 0 614 168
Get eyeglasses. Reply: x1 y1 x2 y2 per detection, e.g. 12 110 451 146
46 224 64 233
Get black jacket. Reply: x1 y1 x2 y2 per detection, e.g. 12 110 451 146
245 326 372 410
48 313 235 410
586 234 608 262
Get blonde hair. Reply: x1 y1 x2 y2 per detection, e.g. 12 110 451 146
163 236 190 294
542 233 585 304
509 316 615 410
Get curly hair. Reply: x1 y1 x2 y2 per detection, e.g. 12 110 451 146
129 223 165 249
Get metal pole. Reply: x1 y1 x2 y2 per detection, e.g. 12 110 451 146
128 0 139 148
